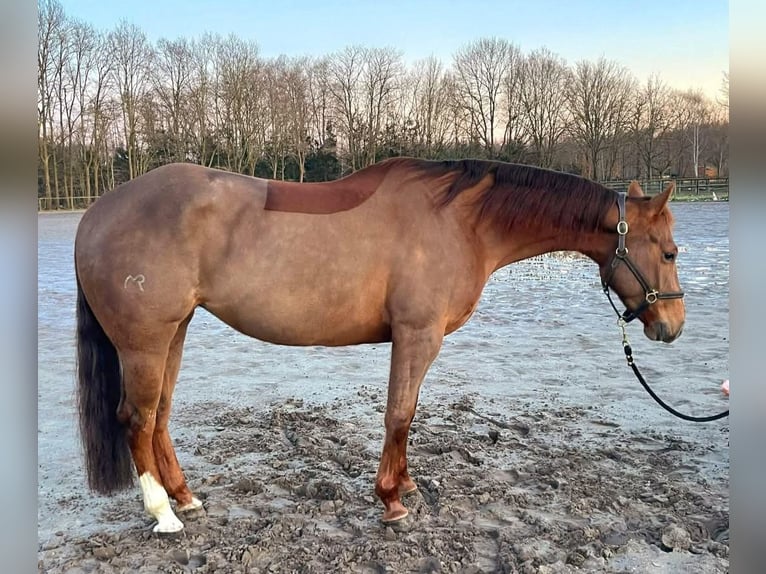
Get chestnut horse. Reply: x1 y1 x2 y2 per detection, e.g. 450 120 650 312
75 158 684 532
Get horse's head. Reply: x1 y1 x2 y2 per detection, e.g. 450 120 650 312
600 181 685 343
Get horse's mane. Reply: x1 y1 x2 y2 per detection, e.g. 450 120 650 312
383 157 617 234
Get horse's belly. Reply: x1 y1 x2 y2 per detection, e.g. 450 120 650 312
202 291 391 347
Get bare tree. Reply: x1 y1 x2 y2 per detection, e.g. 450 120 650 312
361 47 402 166
518 48 570 167
443 72 471 151
153 36 194 163
630 74 674 178
83 30 114 200
406 57 452 157
66 19 101 205
499 42 525 160
38 0 66 208
210 34 262 173
306 57 333 150
187 34 215 166
263 56 290 179
283 57 311 181
567 57 635 179
57 18 95 208
453 38 514 157
109 20 153 180
49 11 74 206
707 105 729 177
328 46 365 172
136 90 161 174
675 89 713 177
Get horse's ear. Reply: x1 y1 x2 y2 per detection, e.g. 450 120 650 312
627 181 644 197
649 182 675 214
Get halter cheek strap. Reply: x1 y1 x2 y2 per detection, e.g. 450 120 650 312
601 192 684 323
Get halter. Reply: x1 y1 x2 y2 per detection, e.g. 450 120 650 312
601 192 684 322
601 192 728 423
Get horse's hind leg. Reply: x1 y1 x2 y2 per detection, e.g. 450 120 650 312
120 344 185 534
152 314 202 513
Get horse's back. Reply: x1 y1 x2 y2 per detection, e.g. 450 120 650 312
77 164 262 235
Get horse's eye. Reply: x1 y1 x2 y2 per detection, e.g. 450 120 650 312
664 252 676 262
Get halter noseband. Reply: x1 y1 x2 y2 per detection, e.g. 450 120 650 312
601 192 685 323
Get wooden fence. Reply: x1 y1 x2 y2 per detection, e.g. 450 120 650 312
601 177 729 200
38 197 92 211
38 177 729 211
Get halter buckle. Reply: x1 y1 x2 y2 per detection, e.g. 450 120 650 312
645 290 658 304
616 220 629 235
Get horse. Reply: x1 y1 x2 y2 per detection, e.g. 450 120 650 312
74 157 685 533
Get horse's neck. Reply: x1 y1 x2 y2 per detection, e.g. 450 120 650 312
485 223 611 273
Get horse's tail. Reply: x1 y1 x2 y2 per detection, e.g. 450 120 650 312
76 271 134 494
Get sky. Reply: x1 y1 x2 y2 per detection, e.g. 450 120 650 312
59 0 729 101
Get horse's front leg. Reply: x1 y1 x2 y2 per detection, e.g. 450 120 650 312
375 323 444 523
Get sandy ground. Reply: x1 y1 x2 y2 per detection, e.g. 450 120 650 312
37 389 729 573
37 205 729 573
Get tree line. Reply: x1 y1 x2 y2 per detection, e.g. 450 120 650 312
38 0 729 209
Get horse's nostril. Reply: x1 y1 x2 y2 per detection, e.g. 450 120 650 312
657 322 683 343
653 322 671 342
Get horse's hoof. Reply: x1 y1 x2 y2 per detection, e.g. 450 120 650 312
153 524 185 538
177 497 204 514
178 506 206 520
381 504 409 524
152 514 185 536
399 481 418 497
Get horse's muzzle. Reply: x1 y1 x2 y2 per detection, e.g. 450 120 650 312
645 321 683 343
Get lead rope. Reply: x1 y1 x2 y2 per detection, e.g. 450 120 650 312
615 316 729 422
